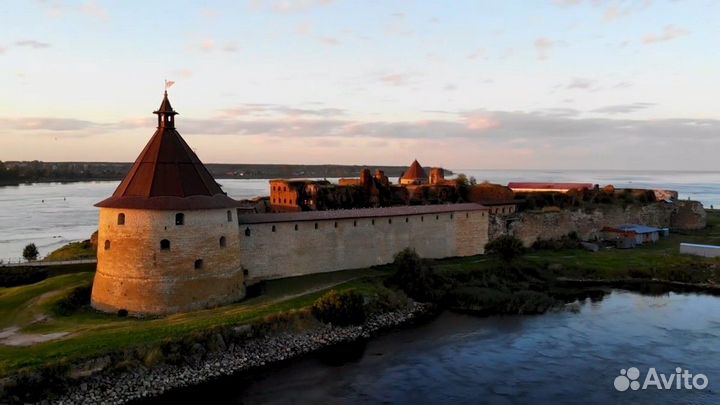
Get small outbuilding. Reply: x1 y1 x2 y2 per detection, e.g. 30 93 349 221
601 224 663 248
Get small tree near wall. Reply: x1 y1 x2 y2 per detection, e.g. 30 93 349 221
23 243 39 261
485 235 525 262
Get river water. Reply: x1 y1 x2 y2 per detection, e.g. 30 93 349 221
147 290 720 404
0 169 718 260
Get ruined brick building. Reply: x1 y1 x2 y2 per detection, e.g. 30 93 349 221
268 160 485 213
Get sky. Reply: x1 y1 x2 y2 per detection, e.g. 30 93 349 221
1 0 719 170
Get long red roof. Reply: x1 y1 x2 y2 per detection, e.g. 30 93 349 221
238 203 488 224
508 182 593 191
95 93 239 210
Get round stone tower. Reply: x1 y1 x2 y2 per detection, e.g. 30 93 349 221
92 91 245 315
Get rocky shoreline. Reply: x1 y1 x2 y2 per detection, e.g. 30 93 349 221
41 302 431 405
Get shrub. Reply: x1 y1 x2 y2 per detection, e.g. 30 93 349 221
447 287 556 315
23 243 39 261
531 233 581 251
485 235 526 262
365 288 409 315
255 308 314 334
142 347 164 367
52 285 91 316
386 248 447 302
311 289 366 326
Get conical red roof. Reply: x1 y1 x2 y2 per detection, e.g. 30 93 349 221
95 93 239 210
401 160 427 181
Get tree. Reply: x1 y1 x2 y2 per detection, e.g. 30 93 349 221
454 174 471 201
485 235 525 262
23 243 39 261
387 248 446 302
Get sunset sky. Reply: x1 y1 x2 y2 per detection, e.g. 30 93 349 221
1 0 718 170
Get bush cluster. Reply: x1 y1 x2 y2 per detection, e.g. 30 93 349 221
446 287 556 315
311 289 366 326
52 285 92 316
386 248 448 302
485 235 526 262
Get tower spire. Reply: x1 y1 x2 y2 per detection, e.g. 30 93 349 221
153 90 178 129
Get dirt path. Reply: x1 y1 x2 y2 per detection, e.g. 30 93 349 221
0 325 70 346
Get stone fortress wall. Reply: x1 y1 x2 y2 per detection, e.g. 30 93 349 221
490 200 706 247
237 204 489 283
92 207 246 315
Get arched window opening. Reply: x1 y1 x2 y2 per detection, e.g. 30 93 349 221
194 259 204 270
175 213 185 225
421 216 424 222
117 213 125 225
436 215 439 220
272 225 276 232
334 222 338 228
104 240 111 250
405 217 409 223
245 227 251 237
294 224 298 231
353 220 357 227
160 239 170 250
372 219 375 225
219 236 227 247
227 210 232 222
466 213 469 218
314 222 318 230
450 213 454 219
388 218 392 224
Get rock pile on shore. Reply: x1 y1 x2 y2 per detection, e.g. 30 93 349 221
46 302 430 405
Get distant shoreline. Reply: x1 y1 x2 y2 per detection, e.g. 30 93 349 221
0 162 454 187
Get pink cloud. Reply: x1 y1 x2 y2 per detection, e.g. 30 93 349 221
465 116 499 131
642 25 689 44
534 38 554 60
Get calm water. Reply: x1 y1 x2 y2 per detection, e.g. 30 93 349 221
149 290 720 404
0 169 718 260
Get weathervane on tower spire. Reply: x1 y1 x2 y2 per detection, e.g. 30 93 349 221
155 81 178 129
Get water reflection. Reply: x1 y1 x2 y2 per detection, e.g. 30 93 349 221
145 290 720 405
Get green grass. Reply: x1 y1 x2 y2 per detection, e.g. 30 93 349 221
0 268 387 376
44 241 96 262
0 273 93 330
